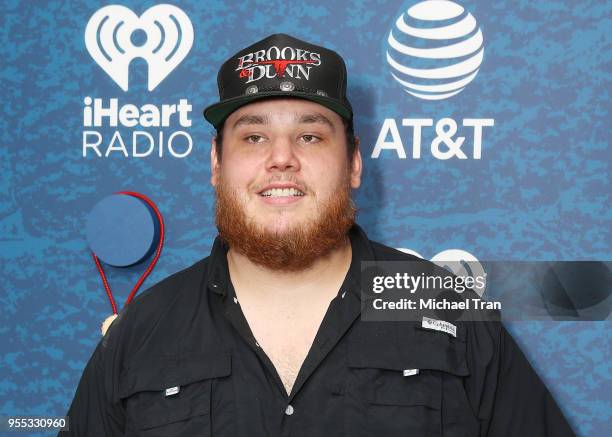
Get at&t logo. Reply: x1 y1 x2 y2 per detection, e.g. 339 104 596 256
386 0 483 100
372 1 494 160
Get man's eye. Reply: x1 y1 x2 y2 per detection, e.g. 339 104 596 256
301 134 320 143
245 135 264 143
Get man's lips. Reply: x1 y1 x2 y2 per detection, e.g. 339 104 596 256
259 194 304 205
257 183 306 205
257 183 305 196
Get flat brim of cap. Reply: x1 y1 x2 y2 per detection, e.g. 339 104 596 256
203 91 352 129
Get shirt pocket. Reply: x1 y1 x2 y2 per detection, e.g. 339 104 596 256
118 350 231 437
345 324 470 437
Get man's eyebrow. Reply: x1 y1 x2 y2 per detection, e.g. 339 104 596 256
232 114 269 129
297 113 335 131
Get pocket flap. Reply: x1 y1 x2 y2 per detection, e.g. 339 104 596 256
119 350 231 399
347 322 469 376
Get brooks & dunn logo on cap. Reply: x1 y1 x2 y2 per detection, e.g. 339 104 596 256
203 33 353 128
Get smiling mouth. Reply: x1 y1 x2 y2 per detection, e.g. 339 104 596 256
259 188 305 197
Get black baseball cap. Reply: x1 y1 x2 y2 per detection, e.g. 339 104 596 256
203 33 353 129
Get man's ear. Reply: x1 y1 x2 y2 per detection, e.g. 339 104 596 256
210 136 220 187
350 136 362 189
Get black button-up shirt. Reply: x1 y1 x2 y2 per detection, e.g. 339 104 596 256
62 225 575 436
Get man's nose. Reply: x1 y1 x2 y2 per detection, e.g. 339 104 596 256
265 136 300 172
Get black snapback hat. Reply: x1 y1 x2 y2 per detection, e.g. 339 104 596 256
203 33 353 129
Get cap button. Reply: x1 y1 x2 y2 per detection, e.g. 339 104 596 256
280 81 295 92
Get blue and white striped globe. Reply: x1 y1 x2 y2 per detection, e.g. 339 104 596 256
386 0 484 100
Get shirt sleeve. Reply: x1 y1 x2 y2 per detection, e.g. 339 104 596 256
59 312 127 436
464 322 576 437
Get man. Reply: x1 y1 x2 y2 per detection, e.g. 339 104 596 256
62 34 575 436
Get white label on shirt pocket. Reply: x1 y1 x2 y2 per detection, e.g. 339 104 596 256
422 316 457 337
402 369 420 377
165 386 180 396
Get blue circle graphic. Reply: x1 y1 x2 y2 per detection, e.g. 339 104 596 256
86 194 159 267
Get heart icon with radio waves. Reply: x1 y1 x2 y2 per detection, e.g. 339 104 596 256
85 4 193 91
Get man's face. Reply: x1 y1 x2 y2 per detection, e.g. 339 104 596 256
210 98 362 270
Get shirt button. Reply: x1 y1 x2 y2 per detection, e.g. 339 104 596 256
285 404 294 416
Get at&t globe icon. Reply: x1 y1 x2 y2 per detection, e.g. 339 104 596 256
386 0 484 100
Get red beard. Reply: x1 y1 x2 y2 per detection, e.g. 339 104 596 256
215 178 356 271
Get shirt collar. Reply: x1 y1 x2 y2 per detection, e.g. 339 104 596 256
204 223 376 298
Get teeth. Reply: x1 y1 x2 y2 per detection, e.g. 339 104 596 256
261 188 305 197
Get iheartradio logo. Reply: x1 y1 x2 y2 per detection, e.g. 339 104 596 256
85 4 193 91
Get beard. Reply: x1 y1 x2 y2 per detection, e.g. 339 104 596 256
215 176 356 272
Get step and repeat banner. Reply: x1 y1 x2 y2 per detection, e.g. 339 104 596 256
1 1 610 435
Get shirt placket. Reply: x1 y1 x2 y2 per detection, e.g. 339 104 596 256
205 227 374 436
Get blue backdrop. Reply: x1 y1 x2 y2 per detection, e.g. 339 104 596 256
0 0 610 435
